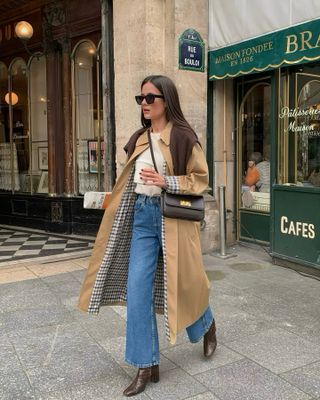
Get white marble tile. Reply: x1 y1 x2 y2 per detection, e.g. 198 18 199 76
4 238 28 243
42 244 66 250
14 249 41 256
0 245 21 251
0 256 12 261
23 240 47 245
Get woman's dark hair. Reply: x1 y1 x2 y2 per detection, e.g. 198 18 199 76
140 75 193 132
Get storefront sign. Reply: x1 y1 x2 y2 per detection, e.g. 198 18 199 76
279 106 320 137
179 29 204 72
272 186 320 268
209 18 320 80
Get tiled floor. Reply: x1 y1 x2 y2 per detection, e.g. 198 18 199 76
0 227 94 262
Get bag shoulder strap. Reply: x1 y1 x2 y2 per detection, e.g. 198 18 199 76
147 129 159 173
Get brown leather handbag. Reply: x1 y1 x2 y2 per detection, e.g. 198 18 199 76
147 130 205 221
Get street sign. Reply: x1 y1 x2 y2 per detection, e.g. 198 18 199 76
179 29 204 72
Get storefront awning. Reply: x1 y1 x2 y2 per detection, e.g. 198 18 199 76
209 18 320 80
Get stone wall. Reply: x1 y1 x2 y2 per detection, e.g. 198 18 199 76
113 0 209 169
113 0 218 252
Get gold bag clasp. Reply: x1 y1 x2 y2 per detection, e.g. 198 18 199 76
180 200 191 207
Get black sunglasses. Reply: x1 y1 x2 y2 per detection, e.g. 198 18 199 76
135 93 164 105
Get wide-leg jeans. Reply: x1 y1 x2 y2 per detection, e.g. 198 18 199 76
125 194 214 368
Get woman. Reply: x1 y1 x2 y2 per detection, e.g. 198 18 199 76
244 156 260 191
78 75 217 397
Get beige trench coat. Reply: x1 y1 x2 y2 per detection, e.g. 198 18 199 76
78 123 210 344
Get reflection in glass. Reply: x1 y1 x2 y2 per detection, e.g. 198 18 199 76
240 83 271 212
5 92 19 105
30 55 48 193
74 41 104 194
10 58 29 192
297 80 320 187
0 63 8 144
0 63 17 191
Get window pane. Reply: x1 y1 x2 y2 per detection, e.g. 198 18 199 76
240 83 271 212
0 63 15 191
74 41 103 194
30 56 48 193
297 80 320 187
10 58 29 192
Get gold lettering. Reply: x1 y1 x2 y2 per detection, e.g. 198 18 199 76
300 30 314 51
315 32 320 48
285 34 298 54
215 40 274 65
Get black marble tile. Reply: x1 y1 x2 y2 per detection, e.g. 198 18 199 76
0 251 16 256
19 245 43 250
46 239 68 244
27 236 48 241
65 243 88 248
1 241 25 245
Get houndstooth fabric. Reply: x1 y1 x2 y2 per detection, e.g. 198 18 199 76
88 166 165 322
161 162 171 341
161 210 170 341
164 175 180 194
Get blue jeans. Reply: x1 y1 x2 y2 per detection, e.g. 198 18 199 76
125 194 214 368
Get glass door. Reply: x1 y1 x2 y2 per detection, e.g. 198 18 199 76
236 76 272 243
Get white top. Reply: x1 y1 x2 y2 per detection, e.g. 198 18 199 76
134 132 164 196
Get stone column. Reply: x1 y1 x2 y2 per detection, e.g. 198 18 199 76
113 0 209 170
113 0 217 251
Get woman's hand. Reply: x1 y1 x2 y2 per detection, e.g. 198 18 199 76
140 168 167 188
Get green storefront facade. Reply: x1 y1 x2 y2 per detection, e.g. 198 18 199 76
209 18 320 273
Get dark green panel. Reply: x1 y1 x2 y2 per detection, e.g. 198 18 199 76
209 18 320 80
240 211 270 243
272 185 320 268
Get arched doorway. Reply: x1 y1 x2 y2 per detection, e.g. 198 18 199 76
237 77 272 243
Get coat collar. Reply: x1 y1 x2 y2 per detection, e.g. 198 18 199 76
159 121 172 146
135 121 172 147
127 122 173 170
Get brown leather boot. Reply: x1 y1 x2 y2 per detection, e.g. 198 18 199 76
203 320 217 357
123 365 159 397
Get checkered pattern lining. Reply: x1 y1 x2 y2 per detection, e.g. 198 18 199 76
164 175 180 194
88 166 165 319
161 210 170 341
0 229 93 262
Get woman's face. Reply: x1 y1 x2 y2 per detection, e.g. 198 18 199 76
248 160 255 167
141 81 166 122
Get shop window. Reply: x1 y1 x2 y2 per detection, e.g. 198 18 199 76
8 58 29 192
73 40 104 195
278 67 320 189
296 80 320 187
240 83 271 212
0 62 17 191
29 56 48 193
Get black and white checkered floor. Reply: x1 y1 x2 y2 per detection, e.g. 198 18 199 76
0 227 94 262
